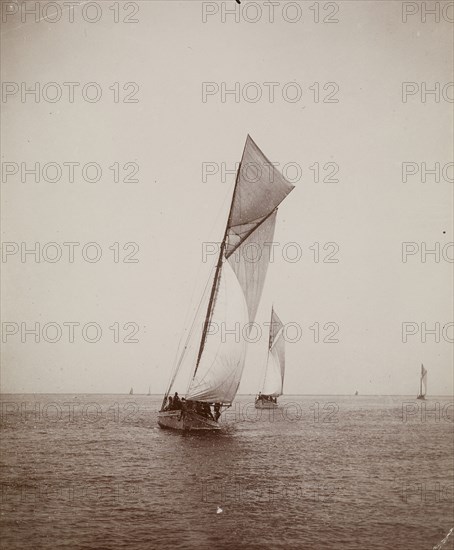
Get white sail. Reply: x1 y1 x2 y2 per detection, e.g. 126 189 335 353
166 267 215 399
261 309 285 397
421 364 427 396
163 135 294 408
227 211 277 326
186 260 249 403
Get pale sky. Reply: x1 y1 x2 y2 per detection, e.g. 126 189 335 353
1 1 453 395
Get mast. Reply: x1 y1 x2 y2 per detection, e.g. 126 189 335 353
268 305 274 351
420 364 423 396
193 144 246 378
170 135 294 405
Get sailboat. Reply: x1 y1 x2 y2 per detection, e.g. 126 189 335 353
147 386 151 396
255 308 285 409
416 364 427 400
354 390 359 396
158 135 294 431
129 387 133 395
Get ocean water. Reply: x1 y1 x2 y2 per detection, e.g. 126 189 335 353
0 394 453 550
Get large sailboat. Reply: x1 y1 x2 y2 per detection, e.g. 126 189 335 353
416 364 427 400
255 308 285 409
158 135 294 431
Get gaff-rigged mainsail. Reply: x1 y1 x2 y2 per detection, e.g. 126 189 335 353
168 135 294 405
186 260 249 402
261 308 285 397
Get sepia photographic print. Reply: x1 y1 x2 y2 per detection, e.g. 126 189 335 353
1 1 453 549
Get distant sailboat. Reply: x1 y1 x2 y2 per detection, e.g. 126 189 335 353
129 387 133 395
158 135 294 431
354 390 359 396
255 308 285 409
416 364 427 400
147 386 151 396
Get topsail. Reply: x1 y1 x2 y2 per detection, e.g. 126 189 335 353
174 135 294 405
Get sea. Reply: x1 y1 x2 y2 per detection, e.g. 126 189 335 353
0 394 453 550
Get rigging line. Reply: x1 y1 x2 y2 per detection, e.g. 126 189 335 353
193 136 251 375
164 264 215 399
270 327 284 352
173 183 232 355
225 207 278 260
163 185 231 399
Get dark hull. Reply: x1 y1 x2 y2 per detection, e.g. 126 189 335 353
157 410 221 431
255 399 278 409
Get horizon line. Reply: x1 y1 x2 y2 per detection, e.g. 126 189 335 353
0 392 453 397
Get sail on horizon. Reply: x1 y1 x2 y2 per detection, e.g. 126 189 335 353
420 363 427 396
261 308 286 397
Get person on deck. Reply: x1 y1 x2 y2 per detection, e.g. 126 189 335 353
202 402 215 421
166 396 173 411
173 392 181 410
178 398 187 420
214 403 221 421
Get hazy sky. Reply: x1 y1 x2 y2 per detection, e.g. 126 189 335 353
1 1 453 395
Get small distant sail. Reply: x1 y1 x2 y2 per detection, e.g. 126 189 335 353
129 387 133 395
416 364 427 399
261 308 285 397
354 390 358 396
147 385 151 396
420 364 427 396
